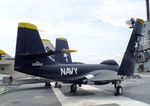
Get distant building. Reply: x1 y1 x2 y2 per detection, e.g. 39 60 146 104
0 49 30 80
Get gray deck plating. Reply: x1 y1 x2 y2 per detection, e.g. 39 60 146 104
0 75 150 106
0 83 61 106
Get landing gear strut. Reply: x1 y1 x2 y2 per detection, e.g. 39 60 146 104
55 82 62 88
70 84 77 92
45 82 51 87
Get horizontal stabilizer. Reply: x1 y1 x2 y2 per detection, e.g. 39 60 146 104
62 49 77 53
17 49 75 59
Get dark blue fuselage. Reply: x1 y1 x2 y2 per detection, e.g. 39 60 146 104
15 63 119 83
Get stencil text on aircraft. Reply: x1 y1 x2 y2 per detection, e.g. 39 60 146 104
60 67 78 76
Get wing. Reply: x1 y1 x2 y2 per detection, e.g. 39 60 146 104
63 70 120 83
88 70 120 82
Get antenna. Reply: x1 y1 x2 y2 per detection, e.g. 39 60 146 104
146 0 150 20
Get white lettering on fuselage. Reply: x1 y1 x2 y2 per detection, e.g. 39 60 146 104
60 67 78 76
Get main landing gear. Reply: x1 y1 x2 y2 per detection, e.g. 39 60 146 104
45 82 51 87
55 82 62 88
114 81 123 96
70 84 77 92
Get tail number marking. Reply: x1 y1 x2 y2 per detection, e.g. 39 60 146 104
60 67 78 76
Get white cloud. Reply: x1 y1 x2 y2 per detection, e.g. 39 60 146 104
0 0 146 63
91 0 145 26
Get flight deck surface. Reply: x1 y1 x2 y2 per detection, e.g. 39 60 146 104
0 73 150 106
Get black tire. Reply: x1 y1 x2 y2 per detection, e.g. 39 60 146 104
58 84 62 88
115 86 123 96
45 82 51 87
55 82 58 88
70 84 77 92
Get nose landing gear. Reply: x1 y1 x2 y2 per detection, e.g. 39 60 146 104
115 86 123 96
114 80 123 96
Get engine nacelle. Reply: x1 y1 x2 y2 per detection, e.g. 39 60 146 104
81 77 88 84
81 74 94 84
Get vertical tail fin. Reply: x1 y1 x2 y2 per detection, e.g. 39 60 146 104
42 39 55 52
42 39 55 61
118 18 144 76
16 23 45 54
55 38 72 64
15 22 54 70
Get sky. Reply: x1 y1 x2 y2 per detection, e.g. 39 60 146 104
0 0 146 64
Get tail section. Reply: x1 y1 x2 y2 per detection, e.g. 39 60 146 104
42 39 55 61
42 39 55 52
15 22 55 71
118 18 144 76
55 38 72 64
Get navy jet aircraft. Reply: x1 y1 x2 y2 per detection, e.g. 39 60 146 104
14 18 143 96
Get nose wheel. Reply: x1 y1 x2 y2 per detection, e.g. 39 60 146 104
70 84 77 92
114 80 123 96
115 86 123 96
